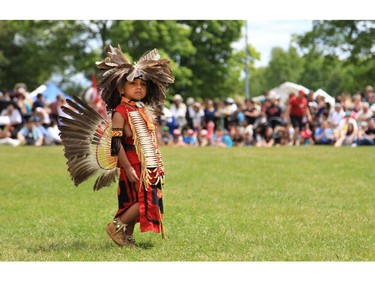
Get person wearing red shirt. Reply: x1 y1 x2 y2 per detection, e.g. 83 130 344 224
285 90 312 145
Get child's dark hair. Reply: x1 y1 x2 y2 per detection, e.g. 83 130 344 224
105 76 163 113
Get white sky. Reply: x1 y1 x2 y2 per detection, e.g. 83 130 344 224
2 0 373 20
245 20 314 67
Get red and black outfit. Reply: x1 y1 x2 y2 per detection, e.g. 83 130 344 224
288 95 308 131
113 102 164 235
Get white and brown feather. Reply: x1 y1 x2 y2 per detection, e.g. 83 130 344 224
58 96 119 191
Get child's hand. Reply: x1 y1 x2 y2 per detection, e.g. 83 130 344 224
125 166 139 182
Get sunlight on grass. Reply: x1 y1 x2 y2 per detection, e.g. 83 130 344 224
1 146 374 261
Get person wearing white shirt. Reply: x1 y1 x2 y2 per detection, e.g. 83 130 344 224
0 104 22 126
170 94 187 129
334 111 358 147
328 102 345 133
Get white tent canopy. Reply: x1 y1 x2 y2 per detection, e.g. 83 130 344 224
269 81 310 105
252 82 337 109
313 88 336 108
29 84 47 98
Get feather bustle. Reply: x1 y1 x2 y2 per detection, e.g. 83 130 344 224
58 96 118 191
93 169 119 191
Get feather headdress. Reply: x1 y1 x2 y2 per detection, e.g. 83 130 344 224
96 45 174 110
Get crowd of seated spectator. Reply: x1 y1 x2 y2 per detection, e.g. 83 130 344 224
2 83 375 148
158 85 375 148
0 83 66 147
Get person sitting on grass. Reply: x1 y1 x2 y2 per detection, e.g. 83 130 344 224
16 117 44 146
214 128 233 147
334 111 358 147
314 120 335 145
357 119 375 146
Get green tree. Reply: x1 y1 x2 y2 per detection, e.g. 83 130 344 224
296 20 375 92
0 20 245 100
177 20 244 100
265 46 304 89
297 20 375 62
249 66 268 97
106 20 196 98
79 20 243 100
0 20 90 92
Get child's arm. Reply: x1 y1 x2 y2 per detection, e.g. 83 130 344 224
112 112 139 183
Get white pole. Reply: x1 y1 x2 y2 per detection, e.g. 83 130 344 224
244 20 250 99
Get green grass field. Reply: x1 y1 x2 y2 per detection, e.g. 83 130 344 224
1 145 374 261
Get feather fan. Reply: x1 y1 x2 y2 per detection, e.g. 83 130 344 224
58 96 119 191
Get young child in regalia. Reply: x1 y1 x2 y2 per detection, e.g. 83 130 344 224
58 45 174 247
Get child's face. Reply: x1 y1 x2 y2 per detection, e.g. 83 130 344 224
119 78 147 100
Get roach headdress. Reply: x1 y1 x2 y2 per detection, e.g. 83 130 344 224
96 45 174 110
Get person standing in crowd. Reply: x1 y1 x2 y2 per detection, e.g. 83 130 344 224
243 98 260 127
232 101 245 127
185 97 195 129
203 98 217 129
285 90 312 145
214 100 228 130
190 102 204 131
223 97 237 130
170 94 187 131
14 87 32 117
49 94 64 123
32 93 46 109
314 95 326 126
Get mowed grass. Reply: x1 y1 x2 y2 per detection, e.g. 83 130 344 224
0 145 374 261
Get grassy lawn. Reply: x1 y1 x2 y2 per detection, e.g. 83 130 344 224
1 145 374 261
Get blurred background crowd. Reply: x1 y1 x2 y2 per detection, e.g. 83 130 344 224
1 82 374 148
158 85 375 148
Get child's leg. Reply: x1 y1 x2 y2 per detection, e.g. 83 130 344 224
119 203 139 236
106 203 139 247
117 203 139 246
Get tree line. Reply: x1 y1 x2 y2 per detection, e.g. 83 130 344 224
1 20 374 100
